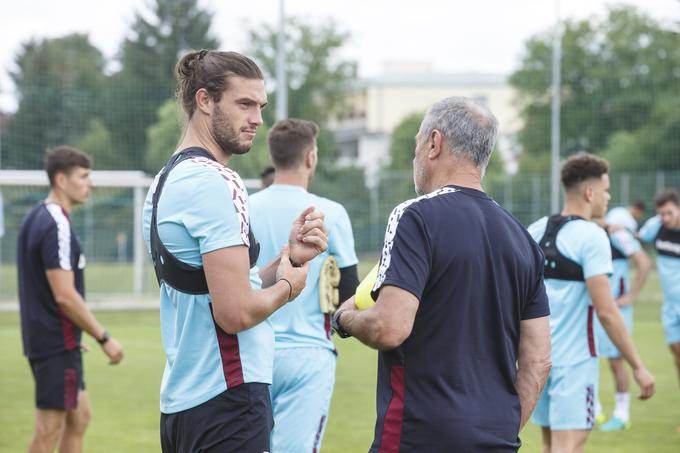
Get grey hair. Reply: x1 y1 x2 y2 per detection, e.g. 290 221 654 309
417 97 498 172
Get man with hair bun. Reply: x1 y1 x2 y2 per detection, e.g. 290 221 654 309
638 188 680 432
143 50 328 452
18 146 124 453
528 153 655 452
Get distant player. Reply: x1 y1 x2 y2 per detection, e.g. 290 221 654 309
250 119 359 452
593 203 652 431
529 153 654 452
638 189 680 431
18 146 124 453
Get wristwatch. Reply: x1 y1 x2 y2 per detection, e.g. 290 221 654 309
97 330 111 345
331 310 352 338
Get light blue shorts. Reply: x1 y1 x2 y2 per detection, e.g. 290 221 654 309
270 347 336 453
532 358 599 430
596 305 633 358
662 303 680 345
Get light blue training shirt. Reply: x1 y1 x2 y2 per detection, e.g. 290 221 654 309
143 156 273 414
250 184 358 350
606 207 641 296
528 217 612 366
639 215 680 312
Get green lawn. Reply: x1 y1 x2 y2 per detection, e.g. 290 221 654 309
1 272 679 452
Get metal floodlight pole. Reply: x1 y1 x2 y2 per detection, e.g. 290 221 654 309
550 0 562 214
275 0 288 121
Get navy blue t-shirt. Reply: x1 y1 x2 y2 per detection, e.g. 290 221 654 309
369 186 549 452
18 202 85 359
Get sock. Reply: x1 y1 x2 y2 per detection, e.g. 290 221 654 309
595 398 603 418
613 392 630 422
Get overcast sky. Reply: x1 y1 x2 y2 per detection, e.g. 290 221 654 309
1 0 678 111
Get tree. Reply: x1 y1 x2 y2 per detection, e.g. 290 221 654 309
386 112 423 171
510 6 680 171
146 99 183 172
105 0 218 171
246 18 357 167
3 34 105 169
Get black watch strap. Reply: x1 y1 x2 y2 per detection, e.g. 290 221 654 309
331 311 352 338
98 330 111 345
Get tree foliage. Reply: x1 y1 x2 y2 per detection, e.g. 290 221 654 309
105 0 218 171
3 34 105 169
510 6 680 171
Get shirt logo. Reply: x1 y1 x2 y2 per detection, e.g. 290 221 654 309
655 239 680 256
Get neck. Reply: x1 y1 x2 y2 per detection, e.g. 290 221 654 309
431 161 484 192
561 197 592 220
45 190 72 214
272 168 310 190
177 122 230 166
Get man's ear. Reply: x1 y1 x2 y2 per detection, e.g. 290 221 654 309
428 129 444 160
195 88 213 115
53 172 67 191
584 184 594 203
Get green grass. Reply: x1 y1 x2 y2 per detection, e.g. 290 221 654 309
1 271 679 451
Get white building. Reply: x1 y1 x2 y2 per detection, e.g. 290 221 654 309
330 63 519 184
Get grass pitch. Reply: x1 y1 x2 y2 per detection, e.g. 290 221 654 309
0 273 679 452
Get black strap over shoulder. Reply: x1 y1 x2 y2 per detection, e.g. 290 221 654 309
150 147 260 295
538 214 585 282
655 226 680 258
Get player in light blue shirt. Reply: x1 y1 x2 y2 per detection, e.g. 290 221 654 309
142 50 328 453
529 154 655 453
250 119 359 453
593 204 651 431
638 189 680 432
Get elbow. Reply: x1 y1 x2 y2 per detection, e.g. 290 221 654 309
213 308 251 335
53 292 74 308
374 320 410 350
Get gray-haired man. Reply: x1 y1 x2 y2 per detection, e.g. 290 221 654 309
333 97 552 452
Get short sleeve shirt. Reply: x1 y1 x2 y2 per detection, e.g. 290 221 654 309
368 186 548 452
18 203 84 359
249 184 358 350
143 155 273 414
527 216 612 366
639 216 680 308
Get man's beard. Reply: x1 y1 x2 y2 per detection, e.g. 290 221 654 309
212 108 252 155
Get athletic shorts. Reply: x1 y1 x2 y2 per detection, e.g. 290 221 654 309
662 303 680 345
160 383 273 453
532 358 599 431
29 348 85 410
270 347 336 453
596 305 633 358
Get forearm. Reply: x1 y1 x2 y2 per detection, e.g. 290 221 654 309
338 301 396 350
516 361 551 429
258 253 281 288
629 259 651 299
56 291 106 341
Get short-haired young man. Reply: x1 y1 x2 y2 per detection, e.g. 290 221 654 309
528 153 655 452
249 118 359 452
639 189 680 432
18 146 124 453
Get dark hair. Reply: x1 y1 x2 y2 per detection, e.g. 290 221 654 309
259 165 275 179
44 146 92 187
654 189 680 207
630 199 646 212
176 49 263 117
560 153 609 191
268 119 319 169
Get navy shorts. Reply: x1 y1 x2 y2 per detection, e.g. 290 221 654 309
29 349 85 410
160 383 274 453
